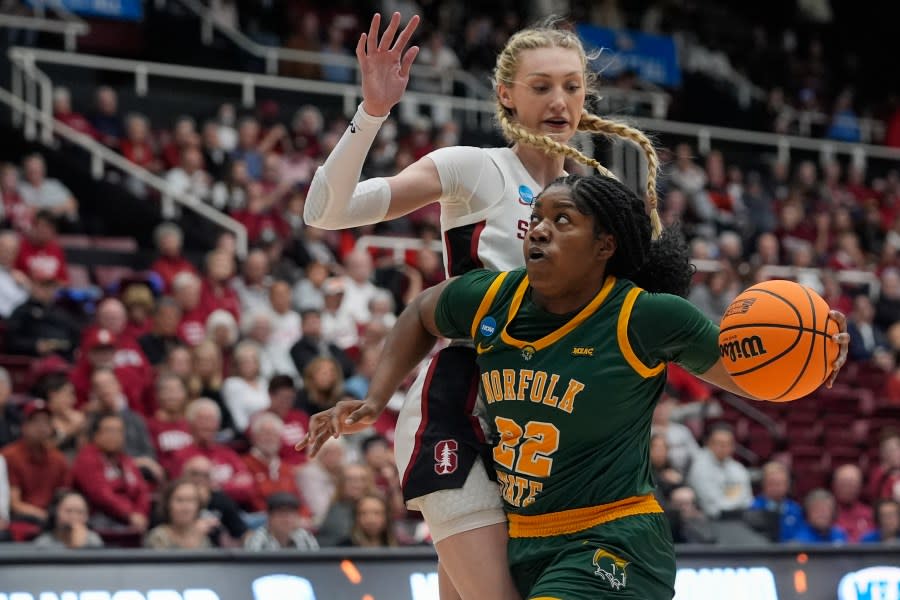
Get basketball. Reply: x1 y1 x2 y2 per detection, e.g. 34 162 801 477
718 280 840 402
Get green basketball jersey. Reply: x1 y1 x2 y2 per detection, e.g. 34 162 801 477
435 268 720 517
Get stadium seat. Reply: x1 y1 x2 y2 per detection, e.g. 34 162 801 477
90 236 138 253
58 234 92 249
0 354 36 393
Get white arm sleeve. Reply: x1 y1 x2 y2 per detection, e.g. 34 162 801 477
303 104 392 230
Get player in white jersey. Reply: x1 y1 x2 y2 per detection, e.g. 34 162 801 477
301 12 661 600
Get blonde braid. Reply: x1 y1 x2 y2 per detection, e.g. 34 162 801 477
495 105 617 180
578 113 662 239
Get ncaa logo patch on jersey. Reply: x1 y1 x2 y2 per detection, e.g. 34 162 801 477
479 316 497 337
434 439 458 475
518 185 535 205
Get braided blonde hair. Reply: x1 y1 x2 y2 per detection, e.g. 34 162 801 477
493 21 662 239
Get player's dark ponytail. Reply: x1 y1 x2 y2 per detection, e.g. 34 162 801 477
552 173 693 297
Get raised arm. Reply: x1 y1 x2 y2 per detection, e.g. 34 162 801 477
299 277 453 455
303 13 445 230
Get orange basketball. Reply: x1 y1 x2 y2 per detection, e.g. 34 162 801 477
718 279 840 402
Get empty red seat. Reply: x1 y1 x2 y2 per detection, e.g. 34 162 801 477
91 236 138 253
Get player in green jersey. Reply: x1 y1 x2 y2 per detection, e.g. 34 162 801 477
301 173 849 599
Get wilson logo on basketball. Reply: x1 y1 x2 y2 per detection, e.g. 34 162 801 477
724 297 757 317
719 335 768 361
434 439 458 475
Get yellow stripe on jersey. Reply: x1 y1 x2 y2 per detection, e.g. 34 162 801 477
470 271 510 339
500 275 617 352
507 494 663 538
617 287 666 378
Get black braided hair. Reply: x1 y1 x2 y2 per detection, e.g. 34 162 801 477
545 174 694 297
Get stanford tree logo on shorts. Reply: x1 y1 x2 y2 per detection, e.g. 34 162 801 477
434 439 458 475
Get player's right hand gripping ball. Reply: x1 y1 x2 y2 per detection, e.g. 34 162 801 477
718 279 839 402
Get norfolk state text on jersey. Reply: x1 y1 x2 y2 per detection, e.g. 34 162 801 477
480 368 587 508
480 368 586 414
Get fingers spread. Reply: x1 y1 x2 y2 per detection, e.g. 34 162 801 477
399 46 420 78
391 14 420 53
379 12 402 51
367 13 381 55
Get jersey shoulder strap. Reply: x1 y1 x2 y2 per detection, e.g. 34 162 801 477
616 286 666 378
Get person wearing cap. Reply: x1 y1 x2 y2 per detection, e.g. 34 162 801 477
5 254 80 361
1 399 71 529
289 308 354 379
320 277 358 350
14 209 69 285
69 323 154 417
243 491 319 551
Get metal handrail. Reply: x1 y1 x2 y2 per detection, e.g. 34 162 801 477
12 46 898 164
170 0 493 99
354 235 444 264
0 85 248 258
0 14 88 51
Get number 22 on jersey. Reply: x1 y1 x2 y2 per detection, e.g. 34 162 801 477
493 416 560 507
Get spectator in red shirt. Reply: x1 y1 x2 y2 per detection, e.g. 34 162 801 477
72 413 150 532
150 223 198 294
71 322 154 416
199 249 240 322
14 210 68 285
266 375 308 467
242 413 309 517
229 182 290 248
161 116 201 171
173 272 208 346
832 463 875 542
52 87 97 140
1 400 70 528
0 163 34 232
171 398 255 509
868 431 900 501
88 368 163 484
120 113 162 174
145 373 193 475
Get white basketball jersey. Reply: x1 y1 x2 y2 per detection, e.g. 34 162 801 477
427 146 545 276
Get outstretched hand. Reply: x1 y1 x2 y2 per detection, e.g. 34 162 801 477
826 309 850 388
295 398 383 457
358 12 421 117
